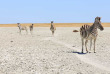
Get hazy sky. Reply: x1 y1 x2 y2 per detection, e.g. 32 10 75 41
0 0 110 24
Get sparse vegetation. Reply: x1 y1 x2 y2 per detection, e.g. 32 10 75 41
0 23 109 27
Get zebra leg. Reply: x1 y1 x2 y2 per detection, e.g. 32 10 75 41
19 30 21 35
52 31 54 35
31 31 33 35
85 40 88 53
31 30 33 35
81 38 84 53
94 38 96 53
89 39 92 53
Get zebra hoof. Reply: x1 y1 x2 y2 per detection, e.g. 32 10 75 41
89 51 91 53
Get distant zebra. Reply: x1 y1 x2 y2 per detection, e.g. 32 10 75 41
17 23 28 34
50 21 56 35
80 17 104 53
29 24 34 35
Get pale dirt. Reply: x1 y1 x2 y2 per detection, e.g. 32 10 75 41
0 27 109 74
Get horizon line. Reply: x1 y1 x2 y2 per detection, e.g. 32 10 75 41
0 22 110 24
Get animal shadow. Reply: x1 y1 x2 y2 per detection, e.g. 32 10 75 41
72 51 87 54
68 51 87 55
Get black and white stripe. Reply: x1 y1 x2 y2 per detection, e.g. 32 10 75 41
50 21 56 35
17 23 28 34
80 17 104 53
80 24 90 38
29 24 34 35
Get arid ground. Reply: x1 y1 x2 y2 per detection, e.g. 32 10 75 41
0 27 110 74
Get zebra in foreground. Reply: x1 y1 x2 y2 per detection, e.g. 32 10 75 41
50 21 56 36
80 17 104 53
29 24 34 35
17 23 28 34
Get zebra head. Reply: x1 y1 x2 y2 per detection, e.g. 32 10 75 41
51 21 53 23
17 23 20 27
95 17 104 31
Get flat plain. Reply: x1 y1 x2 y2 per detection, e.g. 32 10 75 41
0 27 110 74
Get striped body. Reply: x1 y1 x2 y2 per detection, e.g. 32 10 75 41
19 26 27 30
80 17 104 53
29 24 34 31
29 24 34 35
50 21 56 35
17 23 28 34
80 24 98 40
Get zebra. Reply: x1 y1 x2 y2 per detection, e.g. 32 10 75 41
17 23 28 34
80 17 104 53
29 24 34 35
50 21 56 36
